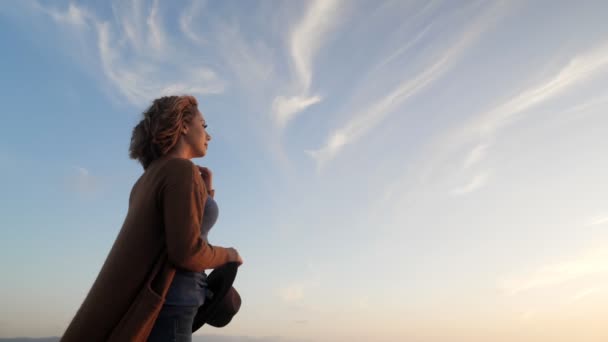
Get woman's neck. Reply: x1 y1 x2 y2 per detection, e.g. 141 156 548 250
164 141 193 160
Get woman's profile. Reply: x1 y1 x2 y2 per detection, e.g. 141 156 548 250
61 95 243 342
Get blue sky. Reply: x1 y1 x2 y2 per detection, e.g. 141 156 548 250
1 1 608 341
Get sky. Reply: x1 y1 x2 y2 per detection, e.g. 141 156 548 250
1 0 608 341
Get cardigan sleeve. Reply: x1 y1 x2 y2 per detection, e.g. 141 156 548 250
161 158 230 272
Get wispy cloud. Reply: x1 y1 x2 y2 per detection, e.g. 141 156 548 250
272 95 322 129
69 166 98 195
370 2 439 74
272 0 341 128
146 0 163 51
520 310 536 321
409 39 608 199
277 264 322 304
290 0 339 91
468 43 608 140
462 143 490 170
179 0 206 45
450 170 490 196
38 2 90 28
37 1 226 106
447 41 608 162
307 3 507 170
357 296 370 310
278 278 320 304
570 287 598 302
588 215 608 226
501 247 608 295
279 283 305 303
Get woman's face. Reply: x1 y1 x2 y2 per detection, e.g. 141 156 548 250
183 110 211 158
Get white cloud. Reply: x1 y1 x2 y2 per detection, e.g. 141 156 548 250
273 95 322 129
450 170 490 196
357 296 370 310
588 216 608 226
450 40 608 158
41 3 90 28
462 143 489 170
179 0 206 45
521 310 536 321
571 287 598 302
290 0 339 91
408 40 608 200
146 0 163 51
469 43 608 139
271 0 341 127
307 3 506 170
72 166 97 194
277 271 321 304
38 1 226 106
501 247 608 295
111 0 145 50
279 283 305 303
212 22 275 96
552 92 608 124
371 19 435 73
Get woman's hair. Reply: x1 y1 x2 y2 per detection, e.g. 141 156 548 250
129 95 199 169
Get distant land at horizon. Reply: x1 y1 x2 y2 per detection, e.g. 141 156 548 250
0 339 59 342
0 335 299 342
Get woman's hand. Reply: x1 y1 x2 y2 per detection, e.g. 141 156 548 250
197 165 213 192
227 247 243 266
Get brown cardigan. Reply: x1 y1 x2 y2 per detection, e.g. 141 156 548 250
61 157 230 341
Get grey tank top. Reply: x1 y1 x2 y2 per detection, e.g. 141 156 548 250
164 195 219 306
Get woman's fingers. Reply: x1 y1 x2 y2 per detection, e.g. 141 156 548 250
196 165 213 189
227 247 243 266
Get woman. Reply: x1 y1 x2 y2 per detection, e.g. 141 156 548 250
61 95 243 342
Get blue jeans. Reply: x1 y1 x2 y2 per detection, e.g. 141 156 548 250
148 305 198 342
